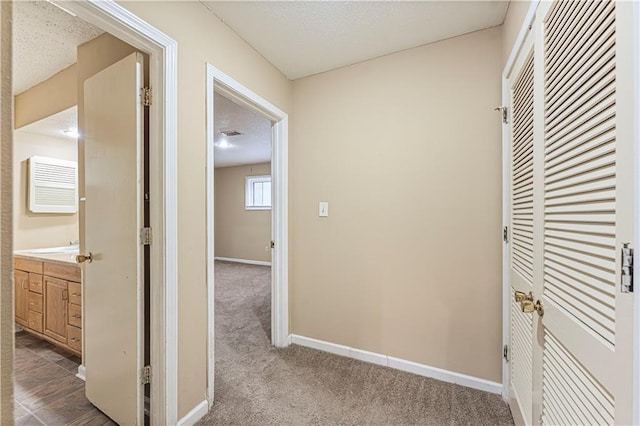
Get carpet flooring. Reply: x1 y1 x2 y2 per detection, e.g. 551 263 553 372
198 261 514 425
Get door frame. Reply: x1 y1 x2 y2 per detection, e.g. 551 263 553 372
501 0 640 423
205 63 289 408
52 1 178 423
633 2 640 424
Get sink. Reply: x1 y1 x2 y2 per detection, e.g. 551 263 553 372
25 245 80 255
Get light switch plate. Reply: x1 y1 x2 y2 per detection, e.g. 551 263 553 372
319 202 329 217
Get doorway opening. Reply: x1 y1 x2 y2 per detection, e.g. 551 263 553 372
212 90 274 411
8 1 178 424
205 64 289 406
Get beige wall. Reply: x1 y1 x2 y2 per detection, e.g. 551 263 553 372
13 131 78 250
0 1 13 420
502 0 531 68
116 1 293 417
291 27 503 382
215 163 272 263
15 64 77 129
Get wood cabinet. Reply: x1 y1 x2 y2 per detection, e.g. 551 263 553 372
44 276 69 343
14 256 82 357
14 270 29 327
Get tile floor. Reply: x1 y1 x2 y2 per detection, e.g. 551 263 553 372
14 331 114 425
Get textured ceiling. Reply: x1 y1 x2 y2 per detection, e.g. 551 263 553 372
18 106 78 140
214 93 272 168
13 1 103 94
201 1 509 79
15 92 270 167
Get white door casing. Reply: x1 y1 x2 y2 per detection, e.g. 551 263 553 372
83 52 145 425
205 63 290 408
504 1 638 424
55 1 179 423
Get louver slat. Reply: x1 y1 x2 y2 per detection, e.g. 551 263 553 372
543 0 616 349
542 332 614 425
511 54 535 285
511 299 533 423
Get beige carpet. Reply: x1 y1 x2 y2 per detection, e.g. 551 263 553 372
199 261 513 425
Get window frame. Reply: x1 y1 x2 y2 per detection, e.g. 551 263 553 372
245 174 272 210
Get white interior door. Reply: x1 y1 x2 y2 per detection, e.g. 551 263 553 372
507 23 538 425
506 1 636 424
540 1 634 424
82 52 144 425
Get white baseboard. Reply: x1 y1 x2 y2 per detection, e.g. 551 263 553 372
76 364 86 381
289 334 502 395
177 399 209 426
291 334 350 357
214 257 271 266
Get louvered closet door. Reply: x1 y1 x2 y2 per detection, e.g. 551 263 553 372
507 29 537 426
540 0 634 424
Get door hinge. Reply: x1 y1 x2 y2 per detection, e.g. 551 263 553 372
141 87 152 107
494 106 508 124
503 226 509 243
621 243 634 293
140 227 152 246
141 365 151 385
503 344 509 362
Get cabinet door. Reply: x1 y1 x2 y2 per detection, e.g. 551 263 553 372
43 276 68 343
15 270 29 326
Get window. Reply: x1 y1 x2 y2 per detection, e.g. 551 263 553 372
245 175 271 210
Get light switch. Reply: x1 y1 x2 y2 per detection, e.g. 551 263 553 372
319 202 329 217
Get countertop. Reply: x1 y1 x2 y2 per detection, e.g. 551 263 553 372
14 249 80 266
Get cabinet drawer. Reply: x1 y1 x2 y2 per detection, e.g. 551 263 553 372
44 262 81 282
68 282 82 306
28 311 43 333
67 325 82 352
68 304 82 328
14 257 43 274
28 292 43 313
29 273 43 294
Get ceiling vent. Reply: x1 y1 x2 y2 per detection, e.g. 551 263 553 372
220 130 244 137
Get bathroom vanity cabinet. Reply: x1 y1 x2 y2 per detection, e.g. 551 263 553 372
14 254 82 356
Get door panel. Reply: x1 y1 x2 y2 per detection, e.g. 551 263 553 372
506 0 635 424
83 52 144 426
43 276 68 343
541 1 633 424
510 299 533 424
15 270 29 326
508 32 536 425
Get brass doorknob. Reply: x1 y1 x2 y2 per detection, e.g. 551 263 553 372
521 299 535 313
76 252 93 264
521 298 544 317
514 290 533 303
